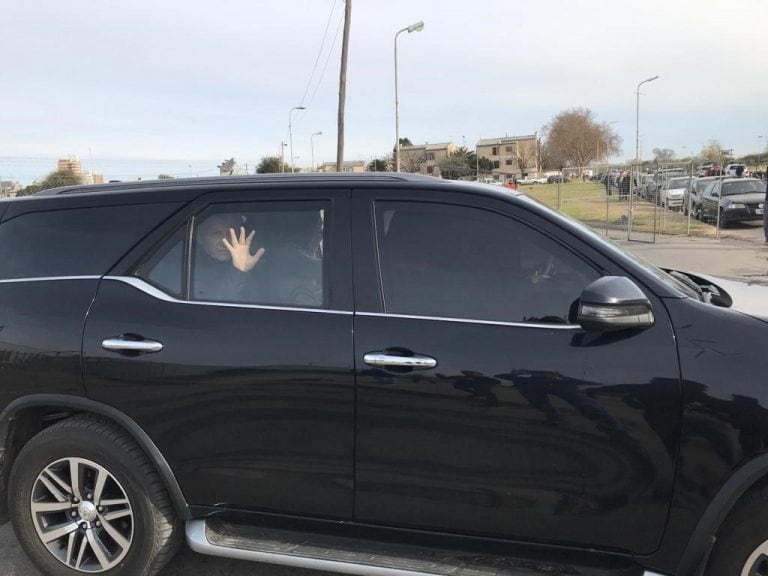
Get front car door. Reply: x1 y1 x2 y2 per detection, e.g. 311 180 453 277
82 187 355 518
351 187 681 555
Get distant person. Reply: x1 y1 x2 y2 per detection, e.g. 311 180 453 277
619 171 631 200
736 165 745 177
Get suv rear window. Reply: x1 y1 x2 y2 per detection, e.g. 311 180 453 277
0 203 182 280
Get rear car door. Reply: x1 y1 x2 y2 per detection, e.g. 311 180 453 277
351 188 681 555
82 188 355 518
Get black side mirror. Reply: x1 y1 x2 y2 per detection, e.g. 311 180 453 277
577 277 654 332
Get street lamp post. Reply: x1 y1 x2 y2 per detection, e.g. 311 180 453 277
289 105 306 173
632 76 659 240
758 135 764 170
394 20 424 172
311 131 323 172
635 76 659 168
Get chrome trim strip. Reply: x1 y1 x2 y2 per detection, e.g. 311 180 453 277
186 520 456 576
363 352 437 369
356 311 581 330
103 276 353 316
642 572 668 576
0 275 101 284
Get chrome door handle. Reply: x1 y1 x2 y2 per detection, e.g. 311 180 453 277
363 351 437 370
101 337 164 354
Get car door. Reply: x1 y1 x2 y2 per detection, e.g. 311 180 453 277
351 188 681 555
82 188 355 519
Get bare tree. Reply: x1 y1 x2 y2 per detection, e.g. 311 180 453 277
699 140 724 162
541 108 621 172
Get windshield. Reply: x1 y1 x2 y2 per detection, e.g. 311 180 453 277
722 180 766 196
668 177 692 188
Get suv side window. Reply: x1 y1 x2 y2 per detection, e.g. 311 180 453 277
374 201 600 324
0 204 181 280
135 201 329 308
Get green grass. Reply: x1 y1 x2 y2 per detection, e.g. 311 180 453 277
518 181 717 236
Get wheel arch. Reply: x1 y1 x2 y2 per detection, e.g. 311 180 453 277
676 453 768 575
0 394 191 524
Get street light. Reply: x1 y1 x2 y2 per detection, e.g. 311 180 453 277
394 20 424 172
289 105 306 173
310 131 323 172
758 135 764 170
635 76 659 167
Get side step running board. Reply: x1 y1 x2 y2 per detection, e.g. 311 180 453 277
186 519 656 576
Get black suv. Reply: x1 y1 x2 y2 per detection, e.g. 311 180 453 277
1 174 767 576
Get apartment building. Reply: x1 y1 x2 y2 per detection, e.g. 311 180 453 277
399 142 457 177
57 155 82 175
476 135 539 179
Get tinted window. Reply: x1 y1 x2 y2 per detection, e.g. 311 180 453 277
375 202 600 324
134 226 186 297
190 202 327 307
0 203 181 280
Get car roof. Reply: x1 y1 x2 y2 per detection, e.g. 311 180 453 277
32 172 442 197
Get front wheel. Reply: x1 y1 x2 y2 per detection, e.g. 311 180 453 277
707 483 768 575
8 415 179 576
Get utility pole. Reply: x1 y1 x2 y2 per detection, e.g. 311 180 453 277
336 0 352 172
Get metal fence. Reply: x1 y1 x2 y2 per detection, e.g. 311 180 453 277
516 162 724 242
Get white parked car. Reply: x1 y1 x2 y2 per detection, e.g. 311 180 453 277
660 176 694 209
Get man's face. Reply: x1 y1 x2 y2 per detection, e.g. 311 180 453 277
198 215 238 261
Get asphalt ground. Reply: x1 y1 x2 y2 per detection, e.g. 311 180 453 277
1 221 767 575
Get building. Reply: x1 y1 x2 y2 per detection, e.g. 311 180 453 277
476 135 539 179
57 155 82 175
82 171 105 185
319 160 366 173
0 180 21 198
399 142 458 177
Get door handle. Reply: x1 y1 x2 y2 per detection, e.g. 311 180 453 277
101 337 164 354
363 351 437 370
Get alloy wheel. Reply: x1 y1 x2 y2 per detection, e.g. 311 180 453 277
29 457 134 573
742 540 768 576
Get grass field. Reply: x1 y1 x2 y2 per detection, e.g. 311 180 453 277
517 181 717 237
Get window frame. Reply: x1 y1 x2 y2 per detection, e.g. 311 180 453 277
119 188 352 313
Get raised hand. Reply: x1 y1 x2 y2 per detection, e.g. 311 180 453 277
221 226 266 272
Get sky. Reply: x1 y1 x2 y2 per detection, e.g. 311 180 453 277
2 0 767 182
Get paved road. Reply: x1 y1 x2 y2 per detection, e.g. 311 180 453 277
2 222 767 575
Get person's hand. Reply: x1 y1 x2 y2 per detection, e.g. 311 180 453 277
222 227 266 272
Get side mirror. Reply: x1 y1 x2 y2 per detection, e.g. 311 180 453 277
577 276 654 332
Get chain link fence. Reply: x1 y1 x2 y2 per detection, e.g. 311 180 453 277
517 162 722 242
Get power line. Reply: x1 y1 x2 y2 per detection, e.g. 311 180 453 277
299 0 339 107
295 7 345 126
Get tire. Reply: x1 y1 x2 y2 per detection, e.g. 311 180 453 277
8 415 180 576
707 482 768 575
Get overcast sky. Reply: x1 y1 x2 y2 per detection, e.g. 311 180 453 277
3 0 767 174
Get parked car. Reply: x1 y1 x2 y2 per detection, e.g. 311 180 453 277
687 175 717 215
546 174 570 183
660 176 695 209
695 176 766 226
2 174 768 576
517 175 547 185
725 163 746 177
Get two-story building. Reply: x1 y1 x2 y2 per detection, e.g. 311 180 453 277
399 142 457 177
319 160 367 173
476 135 539 180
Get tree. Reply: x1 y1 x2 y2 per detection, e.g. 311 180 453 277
256 156 284 174
541 108 621 171
699 140 724 162
652 148 676 163
367 158 389 172
437 147 473 180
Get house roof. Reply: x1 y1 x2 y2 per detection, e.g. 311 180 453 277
477 135 537 146
401 142 454 152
